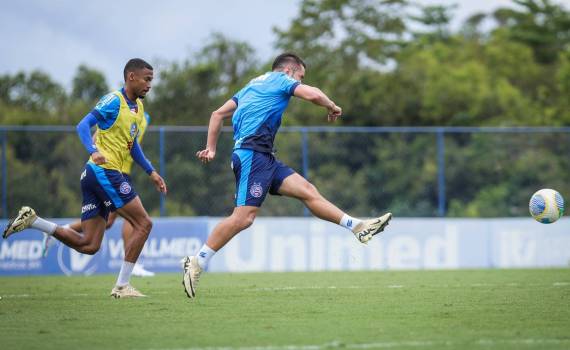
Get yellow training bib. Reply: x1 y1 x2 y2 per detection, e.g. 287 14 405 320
121 112 149 174
91 91 144 171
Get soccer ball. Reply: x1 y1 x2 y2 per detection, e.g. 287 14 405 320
529 189 564 224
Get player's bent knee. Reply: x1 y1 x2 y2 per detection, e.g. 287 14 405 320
302 182 320 200
241 216 255 230
138 216 153 235
81 243 101 255
233 212 256 231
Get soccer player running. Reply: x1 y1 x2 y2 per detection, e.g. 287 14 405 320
3 58 167 298
41 112 156 277
181 53 392 299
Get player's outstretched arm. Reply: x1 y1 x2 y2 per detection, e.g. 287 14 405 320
293 85 342 122
196 99 237 163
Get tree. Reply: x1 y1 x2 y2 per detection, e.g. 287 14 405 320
491 0 570 64
0 71 66 124
410 4 457 42
147 33 259 125
71 65 108 103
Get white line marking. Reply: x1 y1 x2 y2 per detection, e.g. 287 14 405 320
1 294 31 298
244 281 570 292
244 286 356 292
3 281 567 299
0 293 91 298
147 338 570 350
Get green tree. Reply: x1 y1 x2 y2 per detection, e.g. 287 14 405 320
147 33 258 125
71 65 108 103
0 71 66 124
492 0 570 64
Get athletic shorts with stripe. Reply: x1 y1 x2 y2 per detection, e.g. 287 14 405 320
232 149 295 207
80 162 137 221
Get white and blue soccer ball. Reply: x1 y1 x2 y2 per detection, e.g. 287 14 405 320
529 189 564 224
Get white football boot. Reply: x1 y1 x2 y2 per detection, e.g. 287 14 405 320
3 206 37 239
181 256 202 299
352 212 393 244
110 284 146 298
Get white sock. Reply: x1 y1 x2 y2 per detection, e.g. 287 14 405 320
339 214 362 231
116 261 135 287
196 244 216 269
31 217 57 235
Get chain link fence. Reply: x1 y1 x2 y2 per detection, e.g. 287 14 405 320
1 126 569 219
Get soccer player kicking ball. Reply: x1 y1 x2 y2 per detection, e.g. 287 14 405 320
182 53 392 299
3 59 166 298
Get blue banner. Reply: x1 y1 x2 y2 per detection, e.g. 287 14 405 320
0 218 208 276
1 217 569 275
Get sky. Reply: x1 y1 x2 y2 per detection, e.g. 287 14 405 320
1 0 569 89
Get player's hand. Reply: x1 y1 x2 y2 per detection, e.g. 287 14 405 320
91 151 107 165
327 104 342 122
196 148 216 164
150 171 167 194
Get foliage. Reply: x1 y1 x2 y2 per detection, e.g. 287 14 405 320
1 0 570 218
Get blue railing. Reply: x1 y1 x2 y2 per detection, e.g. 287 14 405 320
1 125 569 219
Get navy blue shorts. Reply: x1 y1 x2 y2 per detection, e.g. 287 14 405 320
80 163 137 221
232 149 295 207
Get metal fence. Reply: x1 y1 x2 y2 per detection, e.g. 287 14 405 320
1 126 569 219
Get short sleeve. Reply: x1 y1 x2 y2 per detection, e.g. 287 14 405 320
277 73 300 96
93 93 120 122
232 87 247 105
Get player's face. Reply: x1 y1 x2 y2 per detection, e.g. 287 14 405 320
128 68 154 98
286 64 305 82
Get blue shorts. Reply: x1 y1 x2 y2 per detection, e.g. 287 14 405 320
232 149 295 207
80 163 137 221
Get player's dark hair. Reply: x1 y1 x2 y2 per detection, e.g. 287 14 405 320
272 53 306 71
123 58 153 81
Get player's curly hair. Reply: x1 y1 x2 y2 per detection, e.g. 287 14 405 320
272 53 306 71
123 58 153 81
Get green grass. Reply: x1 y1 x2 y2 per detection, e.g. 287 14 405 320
1 269 569 350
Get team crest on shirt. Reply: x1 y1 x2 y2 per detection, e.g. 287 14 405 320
130 122 138 137
120 182 132 194
250 182 263 198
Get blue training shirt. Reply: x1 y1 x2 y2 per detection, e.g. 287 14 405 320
91 88 139 130
232 71 300 153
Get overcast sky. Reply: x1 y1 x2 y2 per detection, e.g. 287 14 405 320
1 0 569 89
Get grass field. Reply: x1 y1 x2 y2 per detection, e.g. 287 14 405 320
1 269 569 350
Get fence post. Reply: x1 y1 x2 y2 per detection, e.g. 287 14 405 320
1 130 6 219
159 127 166 217
301 128 310 217
437 129 446 217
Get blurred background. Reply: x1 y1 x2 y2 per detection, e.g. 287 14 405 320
1 0 570 219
